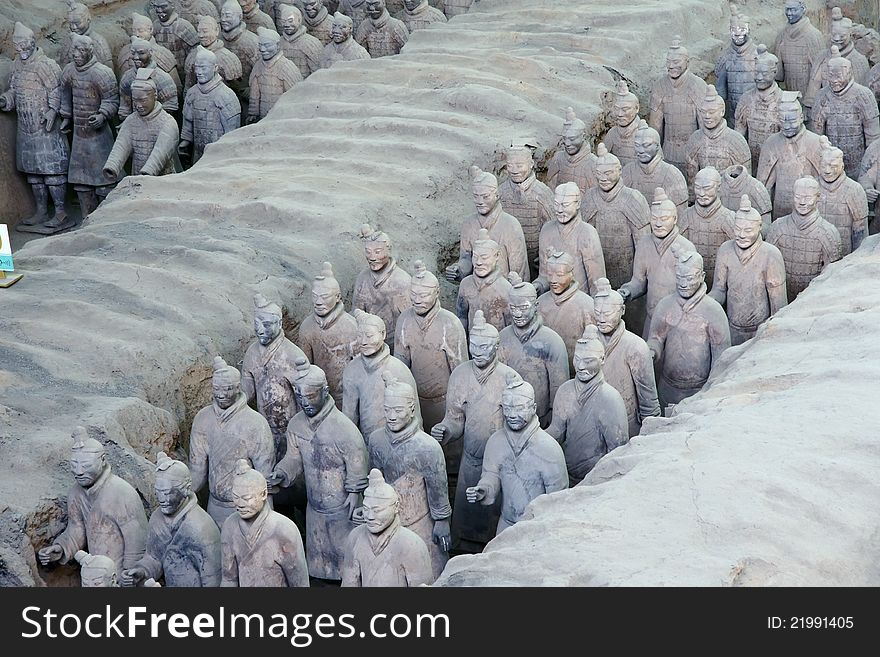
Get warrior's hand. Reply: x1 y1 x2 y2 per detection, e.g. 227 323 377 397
121 566 147 587
866 188 879 203
0 96 8 111
266 470 284 493
430 423 448 444
60 117 71 133
444 264 460 283
178 140 191 156
465 486 486 504
37 544 63 565
432 519 451 552
87 113 106 129
103 166 118 180
648 348 658 362
43 109 57 131
617 287 630 301
533 278 549 296
346 492 360 520
246 114 259 125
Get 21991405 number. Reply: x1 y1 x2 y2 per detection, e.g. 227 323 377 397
768 617 854 629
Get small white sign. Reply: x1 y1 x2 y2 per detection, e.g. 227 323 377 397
0 224 14 272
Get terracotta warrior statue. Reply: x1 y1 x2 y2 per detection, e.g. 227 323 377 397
817 136 869 255
105 70 179 180
719 164 772 229
37 427 148 580
270 358 369 581
75 551 118 587
619 187 695 339
180 47 241 163
121 452 222 587
394 261 466 501
734 44 782 165
119 38 179 121
221 0 262 91
678 166 735 287
338 0 370 33
536 182 605 297
442 0 472 20
604 80 641 167
189 356 276 527
757 91 822 219
621 119 688 215
715 5 756 125
177 0 221 27
498 273 568 428
684 84 752 192
0 23 71 235
766 176 842 300
356 0 409 57
119 12 179 92
241 294 305 462
773 0 824 99
59 34 119 222
151 0 200 73
397 0 446 33
535 250 596 371
221 460 309 586
811 47 880 178
367 374 450 578
247 27 302 123
352 223 412 349
649 36 708 173
547 326 629 486
468 373 568 533
592 278 660 437
580 143 650 288
61 2 113 71
277 5 324 78
456 228 513 334
343 309 422 439
239 0 277 32
499 145 554 279
319 11 371 68
648 249 731 407
804 7 871 114
342 469 433 587
710 195 788 345
184 15 243 91
298 262 360 406
432 310 515 551
303 0 334 44
858 138 880 216
446 165 529 283
546 107 597 193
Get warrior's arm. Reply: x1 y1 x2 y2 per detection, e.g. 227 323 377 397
137 529 166 581
393 321 412 367
648 91 664 140
547 340 570 417
251 422 277 480
862 107 880 148
181 96 195 144
629 343 661 421
116 508 148 570
508 226 531 283
274 430 303 487
475 447 501 507
240 363 256 404
394 23 409 50
54 494 87 562
852 206 869 251
279 531 309 587
219 102 241 134
103 122 133 176
707 310 732 369
444 319 468 373
247 69 260 119
715 58 729 102
340 543 362 588
645 308 669 361
438 377 466 442
619 243 648 301
733 96 749 137
98 72 120 119
188 426 209 495
545 392 568 445
709 256 728 306
454 289 470 335
340 431 369 495
220 543 239 587
425 447 452 520
341 368 360 429
581 231 607 296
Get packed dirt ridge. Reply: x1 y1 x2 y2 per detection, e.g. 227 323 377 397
0 0 852 585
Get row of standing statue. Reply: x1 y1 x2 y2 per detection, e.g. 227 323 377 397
28 1 879 587
1 0 468 235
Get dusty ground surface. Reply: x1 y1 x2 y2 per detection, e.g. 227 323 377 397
0 0 868 586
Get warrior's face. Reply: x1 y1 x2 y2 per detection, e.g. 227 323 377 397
331 19 351 43
410 285 438 315
793 181 819 216
693 175 719 207
72 40 92 67
730 23 749 47
220 6 242 31
133 22 153 40
784 1 805 25
239 0 257 13
595 163 620 192
554 189 580 224
827 62 852 94
634 132 660 164
259 36 280 60
831 22 852 51
312 283 340 316
131 44 153 68
650 208 676 239
281 14 301 36
508 297 537 329
366 0 385 19
472 185 499 216
469 335 499 368
213 380 240 409
502 397 535 432
573 350 602 383
294 383 328 417
363 494 397 535
562 127 585 156
472 244 499 278
384 398 415 432
70 451 105 488
507 152 533 184
666 53 687 80
613 98 638 128
303 0 322 19
820 150 845 184
754 60 776 91
734 216 761 250
546 261 574 295
404 0 420 10
594 298 624 335
364 241 390 272
155 478 189 516
198 21 220 47
132 86 157 117
232 480 266 520
152 1 173 23
780 108 803 138
254 314 282 346
69 11 90 35
700 102 724 131
194 57 217 84
81 568 115 588
13 37 36 62
675 261 704 299
358 323 385 357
